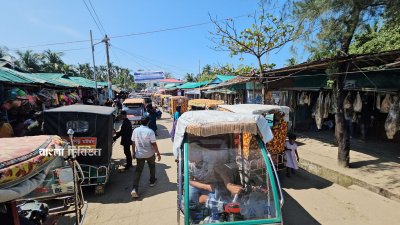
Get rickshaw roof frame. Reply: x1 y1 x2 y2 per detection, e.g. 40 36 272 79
218 104 290 122
45 104 115 115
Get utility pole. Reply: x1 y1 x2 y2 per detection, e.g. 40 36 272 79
90 30 99 103
103 34 112 99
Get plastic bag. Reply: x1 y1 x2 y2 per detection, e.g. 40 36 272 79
376 94 381 110
380 94 392 113
315 92 324 129
330 93 337 114
385 96 400 139
299 92 305 105
307 93 312 106
353 92 362 112
303 92 309 105
344 92 352 109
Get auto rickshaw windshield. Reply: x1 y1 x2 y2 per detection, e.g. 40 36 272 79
184 133 280 224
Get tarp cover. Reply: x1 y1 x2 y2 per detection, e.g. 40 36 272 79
218 104 290 122
172 110 273 157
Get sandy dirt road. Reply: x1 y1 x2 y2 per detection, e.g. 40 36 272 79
80 114 400 225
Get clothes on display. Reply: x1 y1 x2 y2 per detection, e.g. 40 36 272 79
315 92 324 130
353 92 362 112
380 94 392 113
385 96 400 139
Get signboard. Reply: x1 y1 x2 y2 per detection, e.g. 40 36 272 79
133 71 165 83
64 137 97 149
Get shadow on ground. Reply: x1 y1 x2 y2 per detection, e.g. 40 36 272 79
280 169 332 225
83 162 176 204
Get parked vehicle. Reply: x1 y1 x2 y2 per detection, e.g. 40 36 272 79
0 135 87 225
43 105 115 194
123 98 146 129
218 104 291 171
173 110 283 225
188 99 224 111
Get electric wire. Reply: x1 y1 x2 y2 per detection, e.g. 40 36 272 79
82 0 104 35
88 0 107 34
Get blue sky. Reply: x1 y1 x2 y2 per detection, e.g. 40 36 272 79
1 0 307 79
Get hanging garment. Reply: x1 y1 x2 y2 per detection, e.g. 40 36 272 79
343 92 352 109
307 93 312 106
303 92 309 105
330 93 337 114
353 92 362 112
376 94 381 110
384 96 400 139
380 94 392 113
315 92 324 129
323 93 331 119
299 92 305 105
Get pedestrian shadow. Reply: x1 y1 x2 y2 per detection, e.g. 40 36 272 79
83 162 176 204
156 124 171 141
282 190 321 225
280 169 332 190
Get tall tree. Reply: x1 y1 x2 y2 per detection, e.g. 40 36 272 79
16 50 41 72
210 1 297 102
291 0 400 167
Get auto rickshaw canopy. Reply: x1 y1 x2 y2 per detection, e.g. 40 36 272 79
218 104 290 122
123 98 145 105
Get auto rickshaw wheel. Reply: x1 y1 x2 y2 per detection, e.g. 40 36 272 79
95 184 105 195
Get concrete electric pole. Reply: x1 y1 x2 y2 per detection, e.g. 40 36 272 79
103 34 112 99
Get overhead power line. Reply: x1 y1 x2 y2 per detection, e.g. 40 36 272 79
14 9 279 49
82 0 104 35
88 0 107 34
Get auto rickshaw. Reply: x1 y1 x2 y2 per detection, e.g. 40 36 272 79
161 94 172 112
153 94 162 106
123 98 146 129
173 110 284 225
43 105 115 194
170 96 188 115
188 99 224 111
0 135 87 225
218 104 291 171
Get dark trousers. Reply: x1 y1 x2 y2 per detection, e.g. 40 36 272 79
132 154 156 191
123 144 133 167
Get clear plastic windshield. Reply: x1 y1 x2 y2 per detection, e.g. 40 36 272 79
183 133 280 224
123 105 143 117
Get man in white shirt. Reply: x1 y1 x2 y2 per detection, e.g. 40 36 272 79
130 116 161 198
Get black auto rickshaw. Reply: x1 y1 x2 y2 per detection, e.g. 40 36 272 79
43 105 115 194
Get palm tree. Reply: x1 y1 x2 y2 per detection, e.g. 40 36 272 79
16 50 41 72
285 57 298 66
184 73 196 82
41 50 64 72
77 63 93 79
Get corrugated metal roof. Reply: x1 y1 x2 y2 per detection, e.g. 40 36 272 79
32 73 77 87
67 76 97 88
0 67 46 84
216 75 236 82
178 81 209 89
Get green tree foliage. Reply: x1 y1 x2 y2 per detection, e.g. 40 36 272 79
184 73 196 82
16 50 41 72
291 0 400 167
40 50 64 73
349 23 400 54
210 1 296 77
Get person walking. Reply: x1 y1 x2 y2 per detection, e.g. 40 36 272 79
170 106 182 141
130 116 161 199
285 133 299 177
113 111 133 170
146 104 158 136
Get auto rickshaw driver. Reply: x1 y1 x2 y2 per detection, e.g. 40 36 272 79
188 140 243 205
